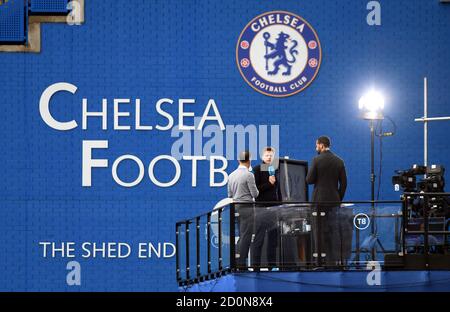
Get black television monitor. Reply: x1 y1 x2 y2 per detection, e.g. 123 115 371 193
278 158 309 202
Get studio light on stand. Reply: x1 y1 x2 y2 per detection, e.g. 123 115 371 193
359 90 385 261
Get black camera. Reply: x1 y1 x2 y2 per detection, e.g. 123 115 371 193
393 164 447 218
392 164 445 192
392 164 427 191
418 174 445 192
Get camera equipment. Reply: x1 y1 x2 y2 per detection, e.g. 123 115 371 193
392 164 444 192
392 164 426 192
389 164 449 262
392 164 447 218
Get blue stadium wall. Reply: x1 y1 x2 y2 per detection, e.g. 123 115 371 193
0 0 449 291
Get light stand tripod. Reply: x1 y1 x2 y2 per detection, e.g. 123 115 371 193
359 90 387 261
369 120 386 260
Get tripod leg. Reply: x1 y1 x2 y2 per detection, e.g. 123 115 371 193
376 238 386 253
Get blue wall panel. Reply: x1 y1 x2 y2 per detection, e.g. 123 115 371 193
0 0 26 43
30 0 68 14
0 0 449 291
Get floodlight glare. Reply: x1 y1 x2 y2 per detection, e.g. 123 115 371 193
359 90 385 120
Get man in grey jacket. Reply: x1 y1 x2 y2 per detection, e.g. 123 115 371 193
228 151 259 267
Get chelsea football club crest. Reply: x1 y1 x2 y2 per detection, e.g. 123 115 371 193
236 11 322 97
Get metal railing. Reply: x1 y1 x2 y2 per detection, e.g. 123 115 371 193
402 192 450 262
176 194 450 286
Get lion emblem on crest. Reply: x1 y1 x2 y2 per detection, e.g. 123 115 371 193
236 11 322 97
263 31 299 76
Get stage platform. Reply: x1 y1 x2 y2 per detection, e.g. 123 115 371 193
180 271 450 292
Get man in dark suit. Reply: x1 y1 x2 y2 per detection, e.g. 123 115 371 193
252 147 280 268
306 136 347 202
306 136 351 266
